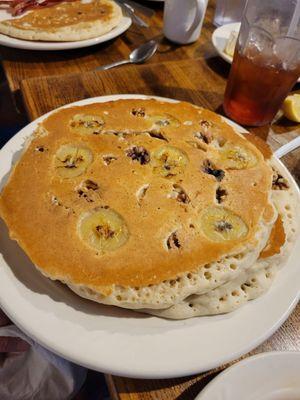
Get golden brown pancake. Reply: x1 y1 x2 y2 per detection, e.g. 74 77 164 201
0 99 274 296
0 0 122 41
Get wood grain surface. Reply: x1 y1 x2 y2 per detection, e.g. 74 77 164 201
21 58 300 183
0 1 217 95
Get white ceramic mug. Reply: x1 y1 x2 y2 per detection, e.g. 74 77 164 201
163 0 209 44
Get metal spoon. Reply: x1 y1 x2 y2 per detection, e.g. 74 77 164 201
95 40 158 71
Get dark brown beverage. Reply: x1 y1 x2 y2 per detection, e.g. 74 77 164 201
224 49 300 126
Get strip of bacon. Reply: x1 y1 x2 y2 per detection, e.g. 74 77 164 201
0 0 75 16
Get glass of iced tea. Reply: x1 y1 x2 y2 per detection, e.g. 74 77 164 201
223 0 300 126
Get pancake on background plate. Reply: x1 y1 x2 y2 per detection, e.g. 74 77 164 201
0 99 298 319
0 0 122 41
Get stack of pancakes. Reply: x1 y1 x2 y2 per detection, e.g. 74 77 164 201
0 99 298 319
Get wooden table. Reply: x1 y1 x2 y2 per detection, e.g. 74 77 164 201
0 1 216 98
21 58 300 183
1 1 300 399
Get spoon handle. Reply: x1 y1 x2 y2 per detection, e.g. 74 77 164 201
274 135 300 159
115 0 149 28
121 0 155 18
95 59 131 71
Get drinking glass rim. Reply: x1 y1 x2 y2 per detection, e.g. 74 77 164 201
242 16 300 42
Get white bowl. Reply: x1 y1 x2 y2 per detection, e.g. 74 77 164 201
196 351 300 400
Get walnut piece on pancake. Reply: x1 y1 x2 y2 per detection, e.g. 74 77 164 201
166 231 181 250
169 184 190 204
77 180 100 203
194 130 227 151
195 131 213 145
199 119 213 131
102 154 118 165
202 159 225 181
272 169 290 190
126 146 150 165
216 187 227 204
131 107 146 117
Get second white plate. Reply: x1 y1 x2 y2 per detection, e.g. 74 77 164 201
196 352 300 400
212 22 240 64
0 94 299 379
0 9 131 50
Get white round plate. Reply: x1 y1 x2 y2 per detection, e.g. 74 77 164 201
0 9 131 50
0 94 299 379
212 22 240 64
196 352 300 400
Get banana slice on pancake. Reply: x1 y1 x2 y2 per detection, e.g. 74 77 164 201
148 114 180 128
200 207 249 242
152 145 188 178
78 208 129 253
54 144 93 178
218 143 258 170
69 114 105 135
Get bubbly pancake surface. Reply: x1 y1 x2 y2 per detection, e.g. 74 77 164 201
145 169 299 319
0 99 274 292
